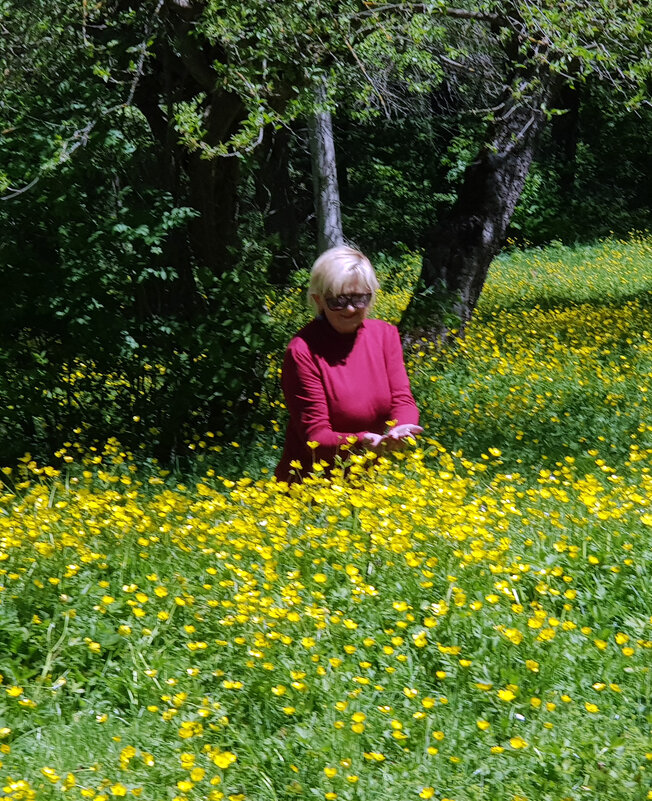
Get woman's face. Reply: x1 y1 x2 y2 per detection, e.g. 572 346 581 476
313 281 371 335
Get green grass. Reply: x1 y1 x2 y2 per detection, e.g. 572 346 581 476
0 235 651 801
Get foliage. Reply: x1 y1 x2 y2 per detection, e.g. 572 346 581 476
0 128 273 462
0 1 277 461
510 87 652 244
338 117 458 252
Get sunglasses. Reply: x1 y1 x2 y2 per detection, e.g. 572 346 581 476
324 292 372 311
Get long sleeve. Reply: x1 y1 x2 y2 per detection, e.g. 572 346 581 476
384 325 420 425
282 343 367 449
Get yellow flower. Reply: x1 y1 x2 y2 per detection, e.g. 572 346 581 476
213 751 237 769
419 789 435 799
477 720 490 731
363 752 385 762
498 688 516 702
509 736 528 749
584 702 599 713
41 767 61 784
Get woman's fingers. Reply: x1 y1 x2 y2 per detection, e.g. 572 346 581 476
362 432 384 448
387 424 423 440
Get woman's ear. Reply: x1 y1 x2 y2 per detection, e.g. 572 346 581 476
311 293 323 313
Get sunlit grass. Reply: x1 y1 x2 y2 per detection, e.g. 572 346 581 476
0 235 651 801
483 233 652 309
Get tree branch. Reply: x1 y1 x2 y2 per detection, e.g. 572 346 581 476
126 0 165 106
440 54 476 74
357 3 504 26
0 176 40 201
345 39 390 117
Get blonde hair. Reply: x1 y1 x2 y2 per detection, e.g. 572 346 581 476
307 245 380 314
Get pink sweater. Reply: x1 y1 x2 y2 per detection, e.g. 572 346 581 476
275 317 419 482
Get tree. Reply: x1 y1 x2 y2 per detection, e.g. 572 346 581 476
309 79 344 252
388 0 651 336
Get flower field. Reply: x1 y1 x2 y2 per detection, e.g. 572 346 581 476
1 237 651 801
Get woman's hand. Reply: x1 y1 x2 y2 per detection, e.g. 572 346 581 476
361 425 423 453
361 432 385 450
383 423 424 450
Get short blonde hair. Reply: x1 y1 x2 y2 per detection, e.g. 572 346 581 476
307 245 380 314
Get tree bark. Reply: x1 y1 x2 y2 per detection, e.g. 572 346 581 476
403 77 554 340
308 80 344 253
551 84 580 194
256 125 304 283
185 90 246 275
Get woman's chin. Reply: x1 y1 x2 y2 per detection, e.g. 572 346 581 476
325 312 365 334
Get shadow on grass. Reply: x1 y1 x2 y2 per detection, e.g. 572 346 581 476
476 286 652 318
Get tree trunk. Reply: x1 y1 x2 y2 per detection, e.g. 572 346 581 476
308 80 344 253
131 7 248 303
551 84 580 194
403 78 554 340
255 125 304 284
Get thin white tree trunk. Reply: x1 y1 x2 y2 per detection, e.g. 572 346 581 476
308 80 343 252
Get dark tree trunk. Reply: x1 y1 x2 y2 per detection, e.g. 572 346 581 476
185 91 246 276
255 125 303 283
126 5 248 317
551 84 580 194
402 77 555 340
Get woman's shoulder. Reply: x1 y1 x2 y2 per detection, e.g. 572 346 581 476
364 318 399 338
366 318 396 331
286 317 325 354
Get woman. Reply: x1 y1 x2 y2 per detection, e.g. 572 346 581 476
275 245 422 483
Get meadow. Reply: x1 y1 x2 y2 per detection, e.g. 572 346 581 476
1 236 651 801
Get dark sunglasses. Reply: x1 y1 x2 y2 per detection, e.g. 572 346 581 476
324 292 372 311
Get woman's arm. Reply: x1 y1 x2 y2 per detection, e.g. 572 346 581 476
384 324 420 426
282 344 368 451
